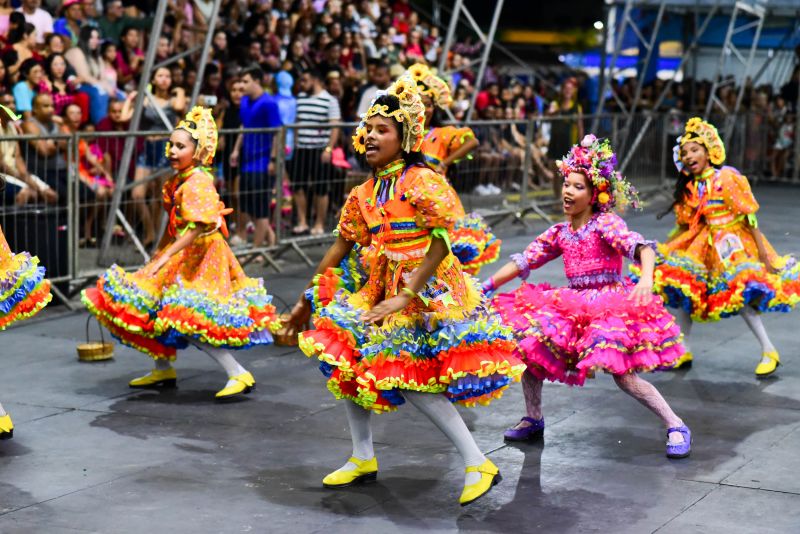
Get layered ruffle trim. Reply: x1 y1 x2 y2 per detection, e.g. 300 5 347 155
0 252 52 320
450 213 501 275
632 252 800 322
306 246 370 313
493 282 683 386
0 279 52 330
82 264 280 358
298 293 525 413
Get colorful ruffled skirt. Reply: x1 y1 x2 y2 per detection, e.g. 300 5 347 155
0 232 52 330
300 267 525 413
631 243 800 322
450 213 501 276
82 233 280 359
493 282 684 386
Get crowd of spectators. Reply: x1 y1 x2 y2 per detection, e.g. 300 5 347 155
0 0 796 248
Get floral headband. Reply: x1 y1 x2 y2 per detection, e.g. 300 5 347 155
352 74 426 154
557 134 640 212
406 63 452 109
167 106 218 167
673 117 726 175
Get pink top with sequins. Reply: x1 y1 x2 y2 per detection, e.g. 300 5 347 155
512 212 654 289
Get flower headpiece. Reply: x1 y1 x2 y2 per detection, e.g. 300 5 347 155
170 106 218 166
557 134 640 212
352 74 426 154
672 117 725 175
406 63 452 109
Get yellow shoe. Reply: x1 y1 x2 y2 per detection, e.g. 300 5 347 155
671 351 693 370
215 371 256 399
459 459 502 506
755 351 780 378
322 456 378 488
0 414 13 440
129 367 177 388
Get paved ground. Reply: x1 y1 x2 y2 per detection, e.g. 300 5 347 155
0 185 798 533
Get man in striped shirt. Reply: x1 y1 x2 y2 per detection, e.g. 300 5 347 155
289 68 341 236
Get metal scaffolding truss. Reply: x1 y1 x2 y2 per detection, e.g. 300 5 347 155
98 0 222 265
436 0 506 121
596 0 800 175
704 1 768 140
607 1 721 173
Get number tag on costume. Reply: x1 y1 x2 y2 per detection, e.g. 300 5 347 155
403 271 454 306
715 232 744 264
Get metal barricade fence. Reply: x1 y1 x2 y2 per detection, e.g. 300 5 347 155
0 112 790 298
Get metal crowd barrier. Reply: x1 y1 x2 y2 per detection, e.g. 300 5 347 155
0 111 790 302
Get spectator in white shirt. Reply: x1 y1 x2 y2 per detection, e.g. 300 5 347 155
16 0 54 45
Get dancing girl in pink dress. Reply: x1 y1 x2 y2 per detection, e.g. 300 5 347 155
482 135 692 458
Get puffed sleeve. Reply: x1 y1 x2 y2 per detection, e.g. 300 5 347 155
175 171 223 235
719 167 759 217
445 126 476 158
674 201 694 226
403 167 461 230
510 223 564 280
596 212 656 262
336 187 370 246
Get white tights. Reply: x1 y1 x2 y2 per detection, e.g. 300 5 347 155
339 393 487 485
157 340 247 387
675 307 776 362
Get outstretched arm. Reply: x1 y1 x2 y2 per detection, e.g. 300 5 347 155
286 236 356 331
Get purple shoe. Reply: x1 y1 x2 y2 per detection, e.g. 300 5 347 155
503 417 545 442
666 425 692 459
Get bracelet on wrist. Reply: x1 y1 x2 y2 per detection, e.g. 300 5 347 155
400 287 417 299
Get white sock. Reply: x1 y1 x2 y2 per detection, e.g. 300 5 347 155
741 306 777 360
334 401 375 472
674 309 693 354
0 402 6 417
154 359 173 371
404 391 487 486
190 340 247 385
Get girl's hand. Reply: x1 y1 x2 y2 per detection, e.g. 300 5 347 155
480 278 497 297
362 295 410 324
761 256 779 274
283 298 312 338
629 279 653 306
141 257 167 277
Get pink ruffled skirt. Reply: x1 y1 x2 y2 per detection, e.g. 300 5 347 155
493 282 684 386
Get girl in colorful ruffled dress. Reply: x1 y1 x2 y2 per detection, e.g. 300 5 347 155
82 107 280 399
407 63 501 276
0 105 53 438
483 135 692 459
632 118 799 376
285 76 525 505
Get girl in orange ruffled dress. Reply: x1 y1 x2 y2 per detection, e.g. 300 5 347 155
632 117 800 376
286 76 524 506
0 103 53 440
83 107 280 399
407 63 501 276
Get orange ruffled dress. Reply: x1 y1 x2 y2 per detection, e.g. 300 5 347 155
299 161 524 413
631 166 800 321
82 166 280 359
421 126 501 275
0 229 52 330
